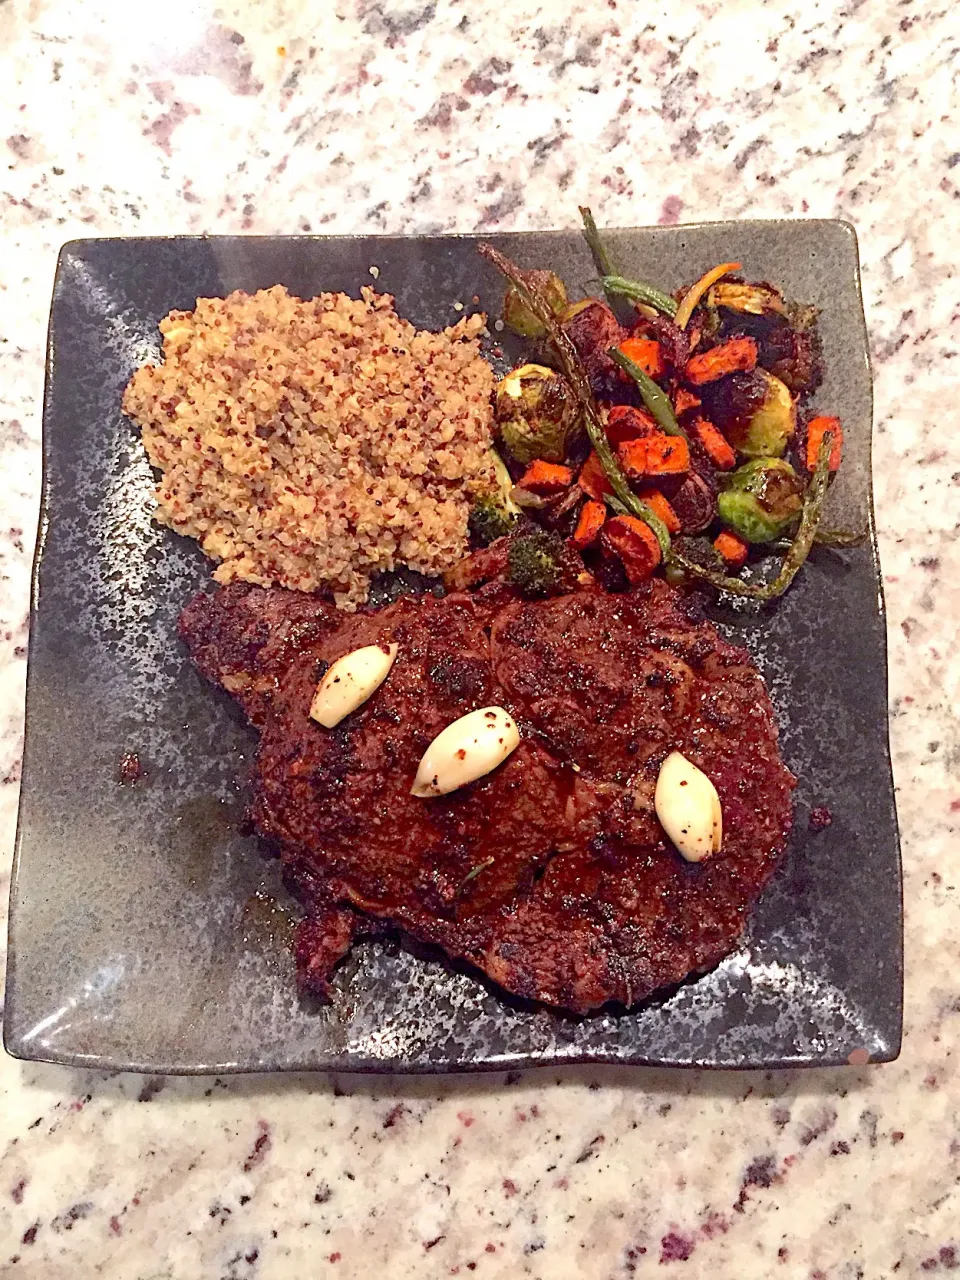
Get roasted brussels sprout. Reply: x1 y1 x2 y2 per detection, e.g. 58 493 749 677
502 269 568 338
709 281 786 317
495 363 584 465
717 458 805 543
725 369 796 458
468 448 522 544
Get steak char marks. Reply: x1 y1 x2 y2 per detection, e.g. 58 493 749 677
179 580 794 1013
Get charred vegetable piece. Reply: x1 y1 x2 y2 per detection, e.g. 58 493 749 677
685 336 759 385
639 489 681 534
668 429 835 599
502 270 568 338
805 416 843 472
468 448 521 545
727 369 797 458
578 450 613 501
579 205 616 277
507 528 586 597
671 473 717 534
605 404 657 446
709 281 786 317
675 262 742 329
692 417 736 470
717 458 805 543
713 530 750 569
674 387 702 416
572 499 607 549
495 363 583 465
517 460 574 496
602 515 663 584
618 335 664 378
561 299 629 400
609 346 685 438
619 434 691 481
479 244 671 555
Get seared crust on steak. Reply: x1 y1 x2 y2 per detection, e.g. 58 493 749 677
179 580 794 1012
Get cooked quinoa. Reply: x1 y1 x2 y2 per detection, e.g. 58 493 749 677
122 285 496 608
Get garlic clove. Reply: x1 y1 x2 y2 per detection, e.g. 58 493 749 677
654 751 723 863
411 706 520 798
309 643 398 728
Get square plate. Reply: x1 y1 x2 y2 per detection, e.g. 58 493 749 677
4 225 902 1073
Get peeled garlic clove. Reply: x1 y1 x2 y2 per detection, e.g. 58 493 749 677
309 643 398 728
412 707 520 798
654 751 723 863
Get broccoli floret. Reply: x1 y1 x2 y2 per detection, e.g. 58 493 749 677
507 528 578 597
468 449 521 546
469 494 519 545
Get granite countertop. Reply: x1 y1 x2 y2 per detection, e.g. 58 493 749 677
1 1 958 1276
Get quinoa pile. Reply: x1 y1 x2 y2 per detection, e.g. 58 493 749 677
122 285 496 608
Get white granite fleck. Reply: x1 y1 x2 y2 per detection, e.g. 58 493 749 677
1 0 959 1276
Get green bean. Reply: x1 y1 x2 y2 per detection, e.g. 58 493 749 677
601 274 678 318
578 205 615 277
608 347 686 438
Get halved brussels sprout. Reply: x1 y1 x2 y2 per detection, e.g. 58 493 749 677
495 363 584 465
726 370 796 458
717 458 805 543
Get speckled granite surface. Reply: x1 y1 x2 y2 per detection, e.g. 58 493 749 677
0 1 957 1276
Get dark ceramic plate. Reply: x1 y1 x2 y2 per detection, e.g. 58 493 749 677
4 225 902 1073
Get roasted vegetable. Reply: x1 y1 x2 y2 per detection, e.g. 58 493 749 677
675 262 742 329
609 346 685 438
669 430 834 598
507 528 584 597
502 269 568 338
692 417 736 470
725 369 797 458
605 404 657 446
709 281 786 317
479 244 671 556
717 458 805 543
468 448 521 545
618 335 663 378
561 299 629 400
670 473 717 534
601 274 679 318
495 363 583 465
601 515 663 584
572 499 606 549
805 416 843 472
619 434 691 482
713 530 750 569
639 489 681 534
517 460 574 495
685 336 759 385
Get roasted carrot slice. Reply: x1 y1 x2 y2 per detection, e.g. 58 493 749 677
572 499 606 549
638 488 681 534
692 417 736 470
517 460 574 495
602 515 663 584
618 433 691 480
713 530 749 569
673 387 702 416
805 416 843 472
684 336 758 385
605 404 658 446
578 450 613 500
617 336 663 378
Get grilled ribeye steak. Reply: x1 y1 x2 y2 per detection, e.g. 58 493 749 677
179 579 794 1012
